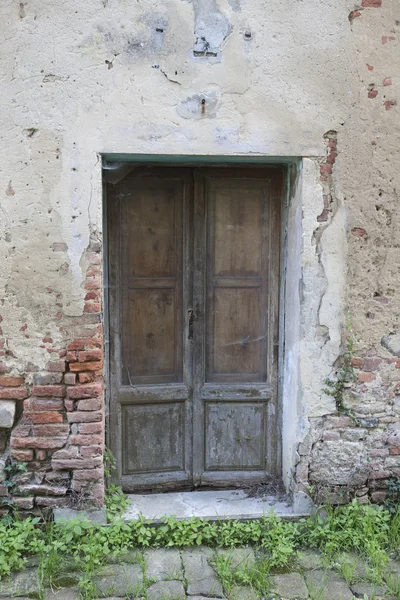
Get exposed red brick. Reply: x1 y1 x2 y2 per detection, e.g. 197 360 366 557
351 227 366 237
0 387 28 400
78 350 103 362
322 431 340 441
361 0 381 6
84 303 102 313
36 450 46 461
84 279 101 291
78 372 96 383
10 449 33 461
68 338 102 351
32 424 69 437
84 291 100 302
14 497 34 509
35 497 71 508
364 357 382 371
87 266 101 277
11 437 67 449
76 398 102 411
384 100 397 110
382 36 396 44
367 64 374 71
69 361 103 372
358 372 376 382
67 383 102 399
32 385 65 397
368 89 378 99
86 253 101 265
12 421 31 437
349 9 362 20
31 398 64 411
29 412 64 424
51 457 102 470
79 422 103 434
351 358 364 368
42 337 53 343
47 360 66 372
0 376 24 387
390 448 400 455
326 151 337 164
73 467 104 481
66 351 78 363
320 163 332 175
52 446 79 459
325 416 353 428
69 434 103 446
67 411 103 423
383 77 392 86
80 445 103 457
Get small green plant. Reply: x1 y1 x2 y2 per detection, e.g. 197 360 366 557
385 477 400 515
103 447 117 479
103 448 129 520
324 325 355 416
212 552 272 597
1 460 28 502
105 484 129 519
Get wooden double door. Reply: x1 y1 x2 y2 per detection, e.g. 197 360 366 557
107 166 283 492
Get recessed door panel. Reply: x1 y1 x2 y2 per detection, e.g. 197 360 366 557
204 402 266 471
122 403 185 475
212 287 261 378
122 288 177 382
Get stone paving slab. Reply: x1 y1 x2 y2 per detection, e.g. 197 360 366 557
44 590 80 600
229 585 258 600
182 546 224 597
296 549 324 571
270 572 309 599
0 568 38 597
147 580 186 599
304 569 354 600
216 547 255 569
144 548 183 581
350 581 392 599
93 563 143 598
3 547 400 600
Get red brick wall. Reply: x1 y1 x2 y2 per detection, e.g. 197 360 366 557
5 235 105 511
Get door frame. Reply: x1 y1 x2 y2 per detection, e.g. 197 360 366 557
103 158 289 490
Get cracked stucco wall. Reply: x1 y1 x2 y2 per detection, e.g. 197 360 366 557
0 0 399 505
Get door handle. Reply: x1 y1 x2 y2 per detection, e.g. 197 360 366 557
188 309 194 340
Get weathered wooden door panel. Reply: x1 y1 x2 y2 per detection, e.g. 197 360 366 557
192 169 281 486
108 166 282 491
108 169 193 491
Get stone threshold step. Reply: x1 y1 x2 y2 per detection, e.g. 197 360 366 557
122 489 313 522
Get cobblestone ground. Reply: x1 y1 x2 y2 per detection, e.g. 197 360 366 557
0 547 399 599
